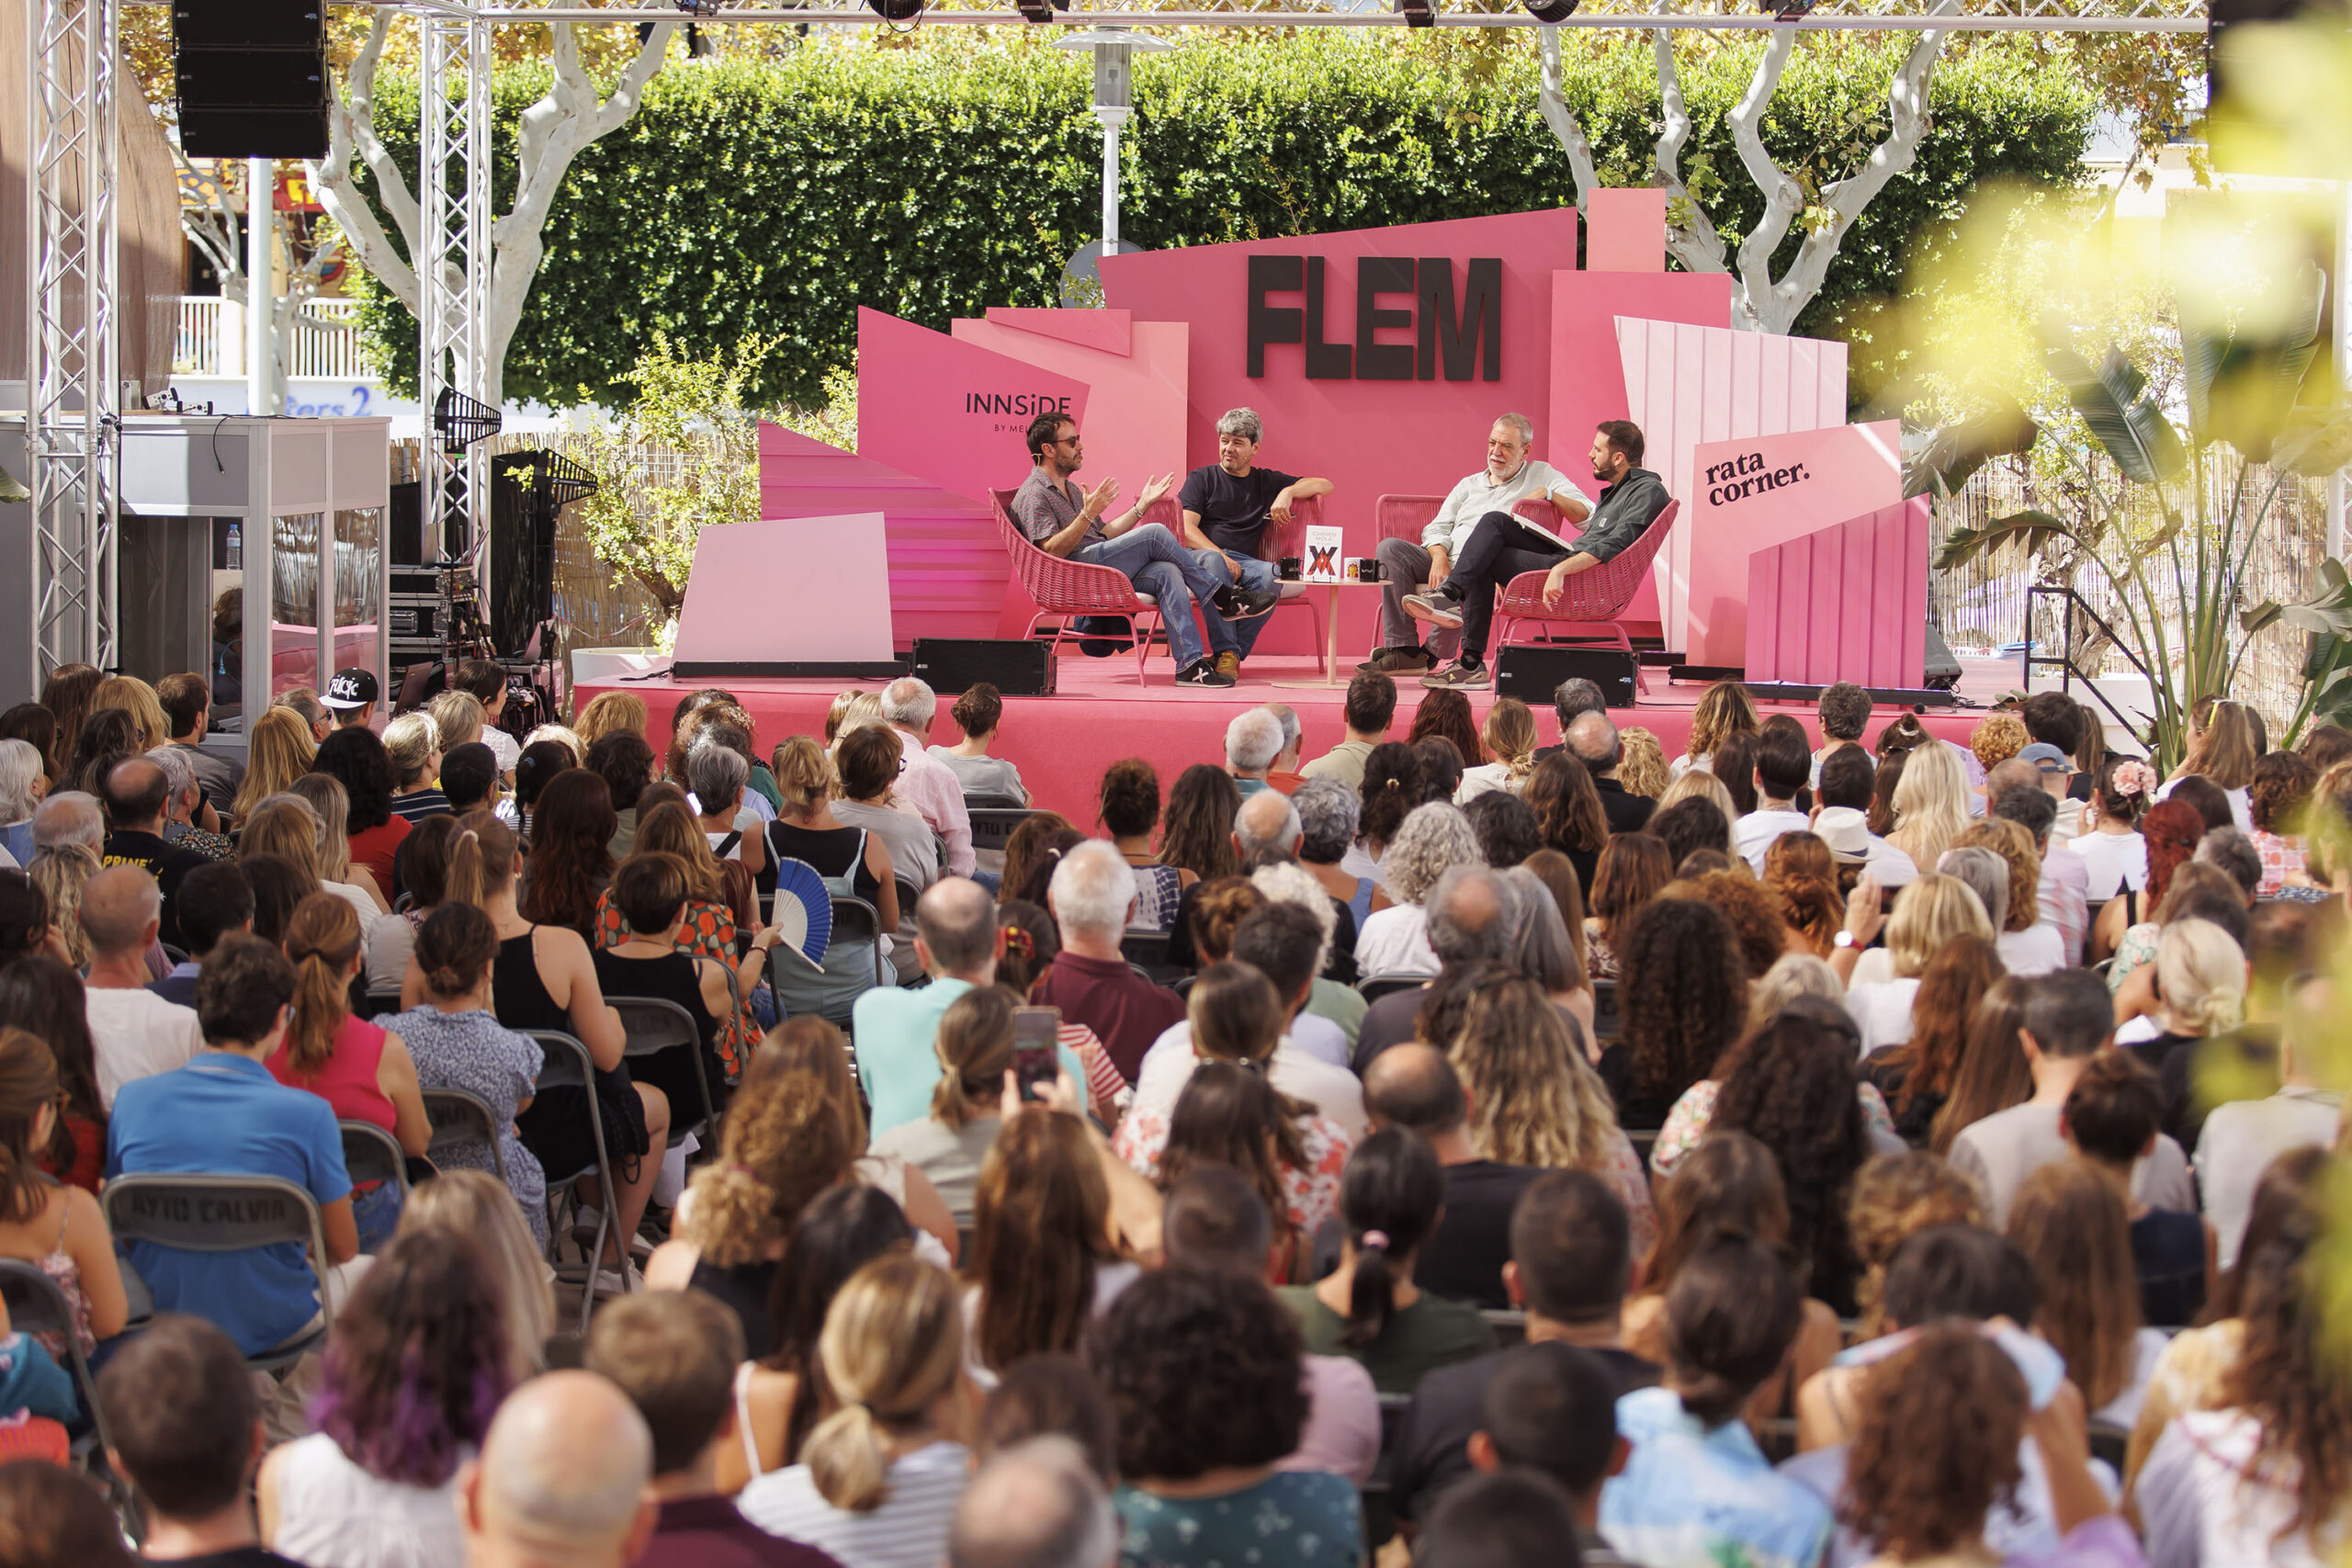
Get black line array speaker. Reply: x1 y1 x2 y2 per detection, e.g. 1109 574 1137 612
911 639 1058 698
1494 645 1638 709
174 0 329 160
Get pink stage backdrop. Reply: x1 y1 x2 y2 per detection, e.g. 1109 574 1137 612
856 307 1091 516
1686 421 1903 667
1747 499 1931 688
674 512 895 664
1545 275 1736 637
1611 317 1850 657
755 424 1004 644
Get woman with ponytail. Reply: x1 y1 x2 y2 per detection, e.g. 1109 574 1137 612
1763 830 1846 958
0 1028 128 1364
871 986 1014 1229
1456 696 1541 804
268 892 430 1249
1276 1126 1490 1393
1601 1235 1832 1568
384 901 548 1246
738 1253 971 1567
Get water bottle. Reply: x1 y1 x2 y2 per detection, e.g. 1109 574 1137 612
225 521 243 570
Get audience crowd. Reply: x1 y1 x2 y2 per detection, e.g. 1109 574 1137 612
0 663 2347 1568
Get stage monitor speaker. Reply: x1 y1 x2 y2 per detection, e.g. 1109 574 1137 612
489 452 558 658
389 481 423 567
1495 645 1637 709
911 638 1057 699
174 0 328 159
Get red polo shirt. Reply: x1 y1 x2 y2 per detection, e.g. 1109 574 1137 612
1032 949 1186 1085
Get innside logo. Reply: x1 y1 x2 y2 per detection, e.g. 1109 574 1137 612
964 392 1075 416
1246 255 1502 383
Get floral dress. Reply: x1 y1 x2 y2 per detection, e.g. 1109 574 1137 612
1113 1104 1352 1240
592 890 750 1078
1648 1078 1899 1186
384 1005 550 1248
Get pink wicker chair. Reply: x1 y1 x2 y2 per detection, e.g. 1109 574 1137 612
1493 496 1679 657
1375 495 1445 547
991 488 1164 684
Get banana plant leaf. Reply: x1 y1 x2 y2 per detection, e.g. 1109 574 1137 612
2245 558 2352 638
2047 344 2188 485
1932 509 2075 572
2274 407 2352 478
1903 397 2040 500
2184 262 2326 462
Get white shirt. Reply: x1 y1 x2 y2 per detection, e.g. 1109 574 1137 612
2067 829 2147 903
2036 850 2091 965
1355 904 1437 978
1454 762 1520 806
888 725 975 877
2138 1409 2347 1568
1846 977 1921 1059
1734 807 1812 874
2154 776 2255 834
1422 458 1590 557
1129 1028 1368 1140
740 1439 970 1568
85 987 206 1109
1863 833 1918 889
1996 922 2067 977
266 1432 465 1568
482 725 521 775
2197 1087 2344 1269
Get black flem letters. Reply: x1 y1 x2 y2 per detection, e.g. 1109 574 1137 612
1246 256 1501 383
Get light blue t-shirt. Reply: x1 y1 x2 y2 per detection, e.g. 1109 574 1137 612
105 1053 352 1356
1600 1384 1835 1568
852 977 1086 1136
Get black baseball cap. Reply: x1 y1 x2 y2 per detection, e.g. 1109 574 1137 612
322 668 380 710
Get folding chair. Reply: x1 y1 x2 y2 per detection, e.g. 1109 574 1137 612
522 1029 620 1333
338 1121 412 1199
1355 972 1430 1006
422 1088 510 1185
963 793 1027 812
1480 1308 1529 1347
0 1258 122 1492
100 1174 333 1374
612 995 719 1151
829 895 890 993
1589 977 1622 1043
967 807 1040 860
363 986 404 1021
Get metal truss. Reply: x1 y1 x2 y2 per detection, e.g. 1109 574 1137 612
26 0 119 680
417 11 494 566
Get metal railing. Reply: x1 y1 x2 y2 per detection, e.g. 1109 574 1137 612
170 296 379 381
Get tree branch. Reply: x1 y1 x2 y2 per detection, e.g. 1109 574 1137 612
1724 26 1805 332
306 9 417 314
1536 28 1598 216
1653 28 1727 276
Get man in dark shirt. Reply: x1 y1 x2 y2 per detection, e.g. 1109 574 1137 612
1532 678 1608 762
1365 1044 1541 1309
1176 406 1333 677
96 1314 310 1568
1007 411 1277 690
1566 712 1653 836
586 1292 841 1568
158 671 244 821
1408 419 1671 692
1385 1170 1659 1533
99 757 209 950
146 861 254 1010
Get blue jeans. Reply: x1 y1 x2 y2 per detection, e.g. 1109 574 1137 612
1198 551 1283 659
1076 524 1232 669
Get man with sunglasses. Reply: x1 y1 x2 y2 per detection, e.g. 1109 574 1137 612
1010 412 1280 689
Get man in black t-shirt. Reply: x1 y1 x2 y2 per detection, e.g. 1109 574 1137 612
99 757 209 951
1385 1169 1659 1533
1176 406 1332 676
1365 1044 1542 1310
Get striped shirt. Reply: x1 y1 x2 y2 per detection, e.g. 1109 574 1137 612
739 1440 968 1568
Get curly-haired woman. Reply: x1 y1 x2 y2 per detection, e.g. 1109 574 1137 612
1355 802 1484 978
1671 680 1759 784
1091 1263 1363 1568
1596 897 1748 1131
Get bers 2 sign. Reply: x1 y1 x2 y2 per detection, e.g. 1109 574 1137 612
1247 255 1502 382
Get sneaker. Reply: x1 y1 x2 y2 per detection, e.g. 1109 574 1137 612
1216 651 1240 679
1213 584 1283 621
1403 590 1464 629
1176 659 1237 689
1420 659 1490 691
1371 646 1436 675
590 1260 645 1298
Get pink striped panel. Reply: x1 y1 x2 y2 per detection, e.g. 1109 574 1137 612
1745 499 1931 687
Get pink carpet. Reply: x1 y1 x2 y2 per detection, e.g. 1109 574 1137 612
579 651 1998 828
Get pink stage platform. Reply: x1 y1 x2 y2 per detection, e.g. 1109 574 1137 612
578 653 1996 828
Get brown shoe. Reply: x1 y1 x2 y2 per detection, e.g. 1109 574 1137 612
1370 646 1436 674
1419 659 1491 692
1216 651 1240 679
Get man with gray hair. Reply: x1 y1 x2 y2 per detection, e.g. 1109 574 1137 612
32 787 104 855
0 738 45 867
1365 413 1592 676
80 864 206 1106
1562 711 1652 835
949 1437 1119 1568
1036 839 1184 1082
1178 407 1335 677
1225 709 1286 799
1262 702 1306 790
146 744 233 862
878 676 975 877
458 1371 658 1568
1233 787 1305 868
1351 863 1523 1073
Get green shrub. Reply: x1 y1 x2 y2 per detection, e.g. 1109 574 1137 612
351 31 2092 412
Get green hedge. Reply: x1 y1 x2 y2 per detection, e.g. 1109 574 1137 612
352 32 2094 412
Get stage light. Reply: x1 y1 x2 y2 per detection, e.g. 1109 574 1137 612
1396 0 1436 28
1017 0 1069 22
865 0 922 20
1523 0 1579 22
1760 0 1814 17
